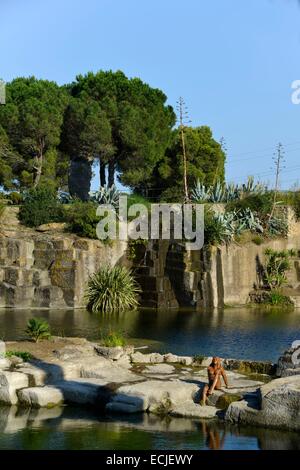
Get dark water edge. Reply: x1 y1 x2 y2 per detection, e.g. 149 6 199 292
1 306 300 361
0 405 299 451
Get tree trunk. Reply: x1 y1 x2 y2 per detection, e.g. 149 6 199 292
33 153 43 188
100 160 106 187
108 160 115 187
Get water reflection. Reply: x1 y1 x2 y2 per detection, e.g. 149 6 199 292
0 306 300 361
0 405 299 450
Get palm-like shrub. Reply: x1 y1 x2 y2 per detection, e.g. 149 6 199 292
85 265 141 313
264 249 296 289
26 318 51 342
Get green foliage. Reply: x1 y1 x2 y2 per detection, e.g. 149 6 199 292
204 208 232 245
25 317 51 343
263 290 294 306
193 354 204 364
204 207 264 246
7 191 23 205
126 193 151 211
89 185 120 209
65 201 99 238
252 235 264 245
65 70 175 193
19 187 64 227
264 248 296 289
291 192 300 220
226 192 273 216
0 77 68 189
156 126 225 200
127 239 148 261
85 265 141 313
0 202 5 220
5 350 33 361
100 330 127 347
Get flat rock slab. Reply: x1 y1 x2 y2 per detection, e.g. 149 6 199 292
170 402 218 419
0 371 29 405
144 364 175 375
18 386 64 408
81 364 143 383
130 352 164 364
109 379 199 414
0 358 11 370
17 365 48 387
54 378 116 405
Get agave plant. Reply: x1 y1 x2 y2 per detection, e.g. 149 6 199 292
191 181 211 202
238 208 264 233
225 182 240 202
210 181 226 203
89 185 120 209
57 191 73 204
239 176 267 198
25 318 51 343
267 216 288 236
213 212 237 243
85 265 141 313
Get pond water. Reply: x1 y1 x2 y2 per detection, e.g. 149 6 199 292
0 306 300 361
0 406 299 450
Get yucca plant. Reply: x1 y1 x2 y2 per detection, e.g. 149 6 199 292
85 265 141 313
25 318 51 343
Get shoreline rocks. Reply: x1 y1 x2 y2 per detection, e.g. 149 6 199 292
0 338 299 432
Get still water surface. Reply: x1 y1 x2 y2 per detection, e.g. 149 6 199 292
0 406 299 450
0 306 300 361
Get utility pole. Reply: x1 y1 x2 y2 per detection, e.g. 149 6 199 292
177 97 191 202
270 142 285 220
213 136 227 185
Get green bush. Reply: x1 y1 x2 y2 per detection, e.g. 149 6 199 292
204 208 232 245
5 350 33 361
85 265 141 313
126 193 151 210
0 202 5 221
100 330 127 347
25 317 51 342
226 192 273 217
291 191 300 220
252 235 264 245
65 201 99 238
264 248 295 289
263 290 293 306
19 187 64 227
7 192 23 205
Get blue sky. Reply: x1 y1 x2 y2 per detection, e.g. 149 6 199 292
1 0 300 189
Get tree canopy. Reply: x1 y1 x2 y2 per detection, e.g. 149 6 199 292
0 71 225 201
64 70 176 191
0 77 68 189
154 126 226 201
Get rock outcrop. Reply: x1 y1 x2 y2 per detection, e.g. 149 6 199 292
276 342 300 377
0 213 127 308
226 375 300 431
